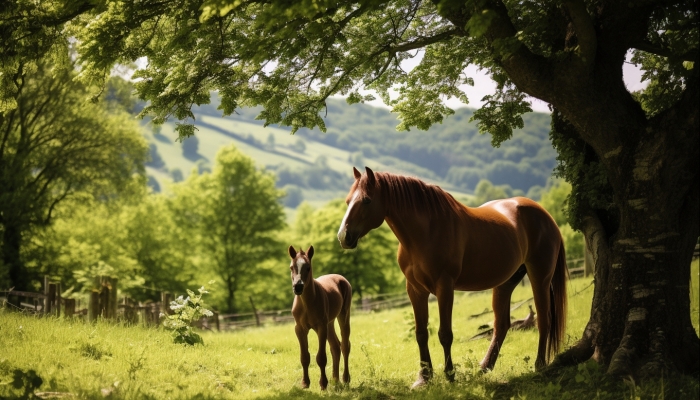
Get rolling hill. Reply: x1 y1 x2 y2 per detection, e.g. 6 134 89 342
142 97 556 216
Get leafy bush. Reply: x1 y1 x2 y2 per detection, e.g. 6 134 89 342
161 285 213 345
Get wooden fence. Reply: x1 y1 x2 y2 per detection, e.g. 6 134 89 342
5 248 695 331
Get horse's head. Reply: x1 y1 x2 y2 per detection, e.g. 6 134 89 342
337 166 385 249
288 245 314 295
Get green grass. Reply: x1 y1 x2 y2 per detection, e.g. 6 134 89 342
2 261 698 399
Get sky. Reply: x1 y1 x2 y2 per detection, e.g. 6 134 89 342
353 50 648 113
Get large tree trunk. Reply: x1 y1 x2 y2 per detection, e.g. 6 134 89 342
553 116 700 377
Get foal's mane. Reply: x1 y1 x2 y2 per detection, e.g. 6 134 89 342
359 172 465 216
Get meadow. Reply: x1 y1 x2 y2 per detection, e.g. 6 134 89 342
1 260 698 400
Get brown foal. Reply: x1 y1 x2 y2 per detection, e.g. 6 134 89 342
288 245 352 390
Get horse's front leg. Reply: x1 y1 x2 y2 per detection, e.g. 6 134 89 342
407 283 432 388
316 324 329 390
435 279 455 381
294 324 311 388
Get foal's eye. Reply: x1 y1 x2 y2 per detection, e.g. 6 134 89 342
362 197 372 204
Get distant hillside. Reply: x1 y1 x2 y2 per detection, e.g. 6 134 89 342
143 96 555 212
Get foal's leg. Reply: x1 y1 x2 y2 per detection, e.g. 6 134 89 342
407 283 432 388
327 320 341 382
316 325 329 390
435 278 455 381
295 324 311 388
480 265 526 371
339 307 351 383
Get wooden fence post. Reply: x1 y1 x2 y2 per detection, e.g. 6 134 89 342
161 292 173 315
43 276 49 314
249 296 260 327
56 282 62 317
88 290 99 322
98 276 107 318
109 277 118 319
47 283 56 316
214 311 220 331
64 298 75 317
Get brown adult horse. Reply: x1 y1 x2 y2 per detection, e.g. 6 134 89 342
337 167 567 387
288 245 352 390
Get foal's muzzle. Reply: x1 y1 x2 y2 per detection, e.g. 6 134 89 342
293 282 304 295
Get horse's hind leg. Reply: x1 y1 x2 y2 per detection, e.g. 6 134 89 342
530 272 553 371
480 265 527 371
295 324 311 388
327 321 341 382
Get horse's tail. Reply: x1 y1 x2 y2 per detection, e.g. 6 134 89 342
548 240 569 361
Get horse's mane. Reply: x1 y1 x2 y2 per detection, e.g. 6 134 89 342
359 172 465 217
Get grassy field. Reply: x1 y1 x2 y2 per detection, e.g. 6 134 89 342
1 261 698 399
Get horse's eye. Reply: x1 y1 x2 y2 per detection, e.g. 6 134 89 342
362 197 372 204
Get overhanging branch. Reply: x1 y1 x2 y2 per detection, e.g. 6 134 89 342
632 41 698 62
390 29 460 53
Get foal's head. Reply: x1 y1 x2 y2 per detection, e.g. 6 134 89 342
288 245 315 295
337 167 386 249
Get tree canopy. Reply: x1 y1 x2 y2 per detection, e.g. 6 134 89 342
0 61 147 291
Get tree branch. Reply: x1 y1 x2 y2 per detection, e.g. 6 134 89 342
632 41 699 62
563 0 597 68
391 29 460 53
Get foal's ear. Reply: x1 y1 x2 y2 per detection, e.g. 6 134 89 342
365 166 376 186
288 245 297 259
353 166 362 180
307 245 314 260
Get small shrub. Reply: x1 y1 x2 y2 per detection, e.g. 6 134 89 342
161 285 213 345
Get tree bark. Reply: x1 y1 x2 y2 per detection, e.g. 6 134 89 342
552 117 700 378
2 223 29 291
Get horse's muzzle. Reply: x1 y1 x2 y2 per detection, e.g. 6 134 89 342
339 232 358 249
293 283 304 295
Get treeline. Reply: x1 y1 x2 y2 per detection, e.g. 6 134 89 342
194 97 556 193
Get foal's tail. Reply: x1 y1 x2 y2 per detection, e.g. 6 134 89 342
548 241 569 361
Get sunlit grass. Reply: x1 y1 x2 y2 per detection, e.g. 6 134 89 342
1 260 698 399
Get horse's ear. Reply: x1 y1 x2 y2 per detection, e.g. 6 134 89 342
307 245 314 260
288 245 297 259
353 167 362 180
365 166 376 186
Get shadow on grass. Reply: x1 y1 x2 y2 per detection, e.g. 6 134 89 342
252 363 698 400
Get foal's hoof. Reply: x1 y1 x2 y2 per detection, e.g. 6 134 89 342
300 379 310 389
444 369 456 382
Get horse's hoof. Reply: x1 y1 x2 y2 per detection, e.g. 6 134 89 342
342 373 350 384
411 378 429 390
